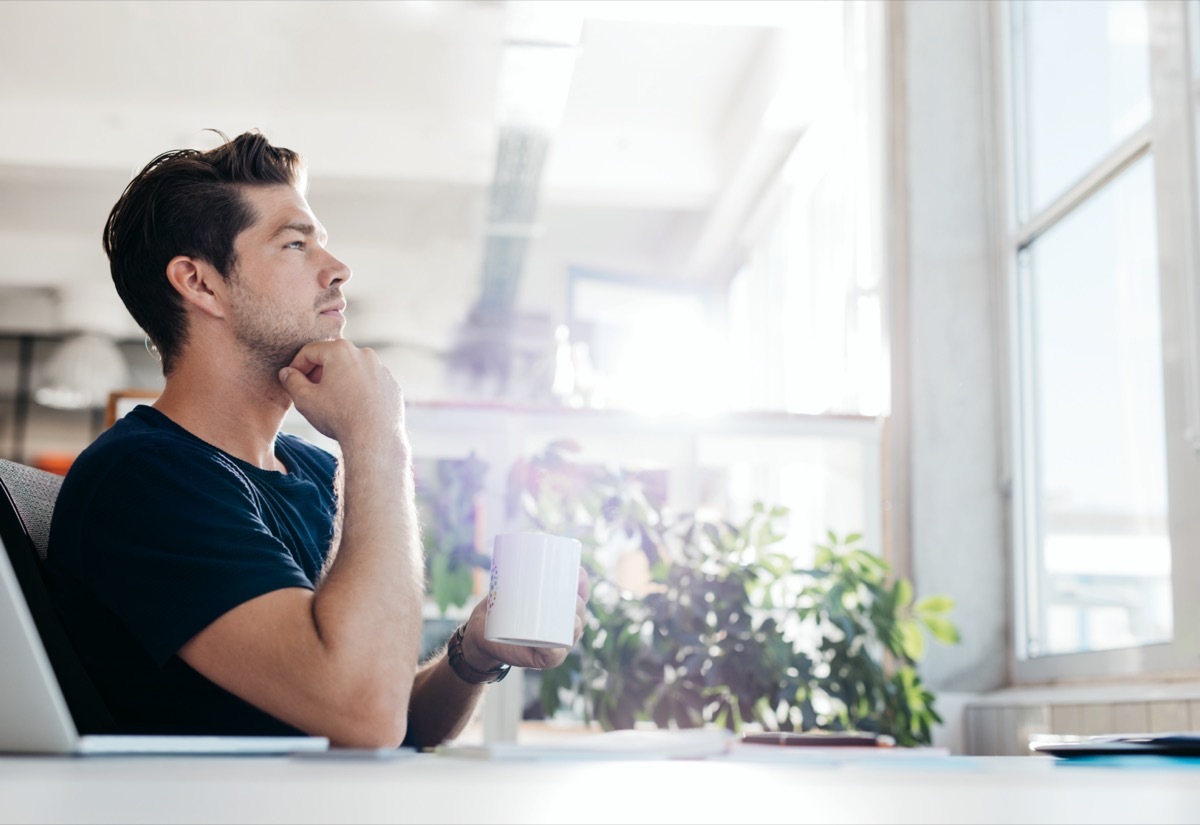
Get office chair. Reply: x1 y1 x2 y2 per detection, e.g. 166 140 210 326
0 458 118 733
0 459 61 560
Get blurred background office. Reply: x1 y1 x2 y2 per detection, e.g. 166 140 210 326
1 0 1198 754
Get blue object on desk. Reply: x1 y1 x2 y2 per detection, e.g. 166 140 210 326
1055 755 1200 770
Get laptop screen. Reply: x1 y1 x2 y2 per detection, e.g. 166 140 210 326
0 532 80 753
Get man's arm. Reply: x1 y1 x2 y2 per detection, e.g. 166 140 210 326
178 340 424 748
404 570 590 747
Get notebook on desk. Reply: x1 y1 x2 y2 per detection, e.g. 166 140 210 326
0 531 328 756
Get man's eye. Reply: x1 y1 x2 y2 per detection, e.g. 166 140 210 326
285 240 306 250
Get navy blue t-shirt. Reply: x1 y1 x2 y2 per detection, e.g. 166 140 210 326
46 406 338 736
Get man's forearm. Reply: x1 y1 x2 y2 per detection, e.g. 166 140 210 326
310 433 426 733
406 644 489 747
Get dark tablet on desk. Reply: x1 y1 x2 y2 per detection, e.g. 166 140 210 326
1032 733 1200 758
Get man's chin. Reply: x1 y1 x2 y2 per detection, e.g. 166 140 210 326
284 332 343 361
315 317 346 340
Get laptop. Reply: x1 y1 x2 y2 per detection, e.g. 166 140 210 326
0 531 328 756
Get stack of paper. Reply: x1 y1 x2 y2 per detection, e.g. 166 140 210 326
434 728 736 761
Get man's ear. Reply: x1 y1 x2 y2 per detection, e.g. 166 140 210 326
165 256 227 319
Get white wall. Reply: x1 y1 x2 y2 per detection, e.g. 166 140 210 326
902 0 1008 693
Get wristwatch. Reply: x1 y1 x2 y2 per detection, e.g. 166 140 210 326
447 622 510 684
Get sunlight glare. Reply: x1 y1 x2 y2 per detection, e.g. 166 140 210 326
605 306 729 416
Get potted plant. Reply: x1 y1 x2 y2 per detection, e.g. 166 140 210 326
512 440 959 746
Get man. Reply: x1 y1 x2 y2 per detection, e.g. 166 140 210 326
46 130 588 749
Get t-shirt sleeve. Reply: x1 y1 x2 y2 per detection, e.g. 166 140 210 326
74 444 315 666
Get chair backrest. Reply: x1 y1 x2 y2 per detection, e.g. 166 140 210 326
0 458 118 733
0 459 63 560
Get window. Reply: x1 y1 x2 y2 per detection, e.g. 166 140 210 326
727 0 886 418
539 1 889 575
1003 0 1200 680
565 270 725 414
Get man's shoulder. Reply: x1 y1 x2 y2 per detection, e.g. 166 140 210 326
70 406 203 472
49 407 251 559
63 406 245 497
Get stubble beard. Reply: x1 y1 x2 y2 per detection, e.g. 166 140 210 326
229 287 345 377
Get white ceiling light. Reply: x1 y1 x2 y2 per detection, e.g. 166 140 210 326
34 333 131 410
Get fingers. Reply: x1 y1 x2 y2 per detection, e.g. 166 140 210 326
277 366 317 403
278 362 324 401
467 599 490 636
283 339 337 376
576 595 587 634
283 352 322 379
278 365 303 389
276 340 402 445
278 341 342 392
571 568 590 646
572 568 590 644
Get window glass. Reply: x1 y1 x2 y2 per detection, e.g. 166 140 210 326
568 275 724 414
1021 155 1171 656
1016 0 1151 217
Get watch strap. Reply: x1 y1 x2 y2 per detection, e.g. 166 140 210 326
447 622 510 685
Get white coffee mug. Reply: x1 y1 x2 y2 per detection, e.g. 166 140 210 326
484 531 582 648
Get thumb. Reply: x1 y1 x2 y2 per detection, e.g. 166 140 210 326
278 366 309 395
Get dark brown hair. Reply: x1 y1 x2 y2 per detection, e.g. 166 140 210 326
102 130 303 374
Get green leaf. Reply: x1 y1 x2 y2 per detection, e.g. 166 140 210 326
921 615 961 645
428 553 452 614
894 577 913 610
897 619 926 662
913 594 955 615
814 546 834 568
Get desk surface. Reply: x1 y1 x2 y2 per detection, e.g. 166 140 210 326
3 753 1200 824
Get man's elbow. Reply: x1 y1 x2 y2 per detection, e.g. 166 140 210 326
322 679 411 749
327 701 408 749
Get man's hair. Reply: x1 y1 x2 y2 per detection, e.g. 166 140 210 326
102 130 304 374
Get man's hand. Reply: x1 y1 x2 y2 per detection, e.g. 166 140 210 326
278 339 403 447
461 566 591 671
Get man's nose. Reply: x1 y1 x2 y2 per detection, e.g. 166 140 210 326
321 249 352 287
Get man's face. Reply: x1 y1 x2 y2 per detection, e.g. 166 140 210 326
224 185 352 372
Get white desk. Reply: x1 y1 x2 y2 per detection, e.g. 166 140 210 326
2 754 1200 824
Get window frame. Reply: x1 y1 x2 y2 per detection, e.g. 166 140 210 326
997 0 1200 684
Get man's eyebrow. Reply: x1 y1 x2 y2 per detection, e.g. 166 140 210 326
270 221 327 243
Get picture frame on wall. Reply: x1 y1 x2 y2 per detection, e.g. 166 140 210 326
104 390 160 430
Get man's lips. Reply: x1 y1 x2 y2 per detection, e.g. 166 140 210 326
319 301 347 317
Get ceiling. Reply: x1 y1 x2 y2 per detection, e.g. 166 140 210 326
0 0 841 399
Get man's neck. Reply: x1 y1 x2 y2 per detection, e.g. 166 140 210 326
151 356 293 473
